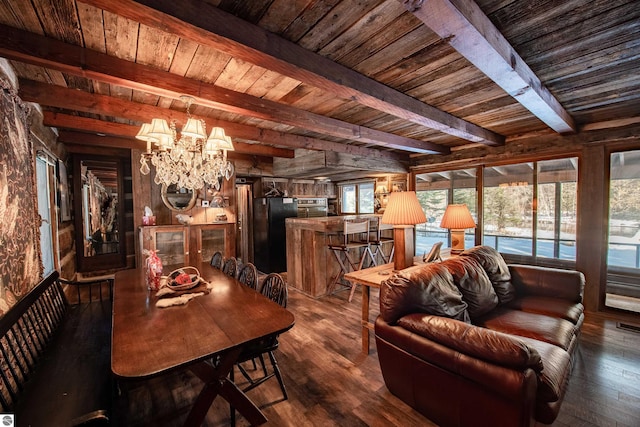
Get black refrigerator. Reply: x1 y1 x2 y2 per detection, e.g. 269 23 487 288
253 197 298 273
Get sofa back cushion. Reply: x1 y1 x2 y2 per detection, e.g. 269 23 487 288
460 245 516 305
380 263 470 324
442 257 498 320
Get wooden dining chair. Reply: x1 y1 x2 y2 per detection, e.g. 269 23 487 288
210 251 224 270
222 257 238 278
230 273 289 423
238 262 259 290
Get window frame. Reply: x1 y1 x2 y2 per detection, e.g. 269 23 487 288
338 180 375 214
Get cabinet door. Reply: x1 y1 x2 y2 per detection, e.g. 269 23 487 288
194 226 226 264
151 228 188 266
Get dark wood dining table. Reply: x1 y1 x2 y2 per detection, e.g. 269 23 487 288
112 262 295 426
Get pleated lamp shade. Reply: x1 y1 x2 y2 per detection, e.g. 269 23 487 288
381 191 427 225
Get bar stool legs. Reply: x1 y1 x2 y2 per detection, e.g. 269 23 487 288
327 219 373 299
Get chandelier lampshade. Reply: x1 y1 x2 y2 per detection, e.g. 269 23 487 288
181 118 206 140
138 97 235 191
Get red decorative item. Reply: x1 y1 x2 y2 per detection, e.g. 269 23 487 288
145 250 163 291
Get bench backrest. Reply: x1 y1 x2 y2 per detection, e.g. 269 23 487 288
0 271 68 411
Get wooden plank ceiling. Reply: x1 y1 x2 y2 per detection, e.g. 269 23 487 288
0 0 638 180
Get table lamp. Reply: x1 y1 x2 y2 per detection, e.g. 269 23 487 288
440 204 476 254
381 191 427 270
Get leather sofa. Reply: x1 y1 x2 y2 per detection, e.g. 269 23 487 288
375 245 584 427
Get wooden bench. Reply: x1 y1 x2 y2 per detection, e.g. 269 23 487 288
0 271 113 426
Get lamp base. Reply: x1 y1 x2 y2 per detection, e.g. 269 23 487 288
393 225 415 270
450 229 466 254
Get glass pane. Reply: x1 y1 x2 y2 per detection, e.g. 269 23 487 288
415 168 477 254
416 189 448 255
535 158 577 260
359 182 374 213
454 187 477 248
483 163 533 255
341 184 356 213
608 150 640 269
36 158 54 275
155 231 185 266
200 228 225 263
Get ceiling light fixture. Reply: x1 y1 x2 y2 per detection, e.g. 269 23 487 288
136 96 235 191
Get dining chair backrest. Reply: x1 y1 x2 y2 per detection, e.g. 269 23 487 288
222 257 238 277
260 273 288 308
238 262 259 290
210 251 224 270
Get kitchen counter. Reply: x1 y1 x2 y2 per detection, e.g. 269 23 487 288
285 214 392 298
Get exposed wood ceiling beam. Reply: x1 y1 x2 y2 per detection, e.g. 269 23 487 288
59 131 142 150
47 113 295 159
80 0 503 147
0 24 446 155
400 0 576 134
273 150 408 178
19 79 405 162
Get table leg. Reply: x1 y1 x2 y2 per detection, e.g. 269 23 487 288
186 348 267 426
362 284 371 354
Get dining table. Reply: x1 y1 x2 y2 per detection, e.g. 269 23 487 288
112 262 295 426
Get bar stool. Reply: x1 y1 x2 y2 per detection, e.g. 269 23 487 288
369 217 395 265
327 219 374 298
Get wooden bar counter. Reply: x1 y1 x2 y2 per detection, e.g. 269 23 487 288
286 215 390 298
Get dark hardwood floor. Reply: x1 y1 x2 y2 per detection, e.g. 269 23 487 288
112 285 640 427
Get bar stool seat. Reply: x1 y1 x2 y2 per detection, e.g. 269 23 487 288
327 219 374 299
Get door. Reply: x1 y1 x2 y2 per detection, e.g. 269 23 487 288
236 184 252 264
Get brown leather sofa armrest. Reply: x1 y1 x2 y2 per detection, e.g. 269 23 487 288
397 313 543 372
508 265 584 302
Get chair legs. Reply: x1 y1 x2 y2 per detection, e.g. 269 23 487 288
240 351 287 401
230 350 288 425
328 245 375 297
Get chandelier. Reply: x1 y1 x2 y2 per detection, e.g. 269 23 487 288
136 96 235 191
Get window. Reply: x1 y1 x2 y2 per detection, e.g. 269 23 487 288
483 158 577 260
608 150 640 270
536 158 577 260
339 181 374 214
415 168 477 255
36 155 56 275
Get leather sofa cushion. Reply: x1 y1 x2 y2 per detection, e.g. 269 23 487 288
380 263 470 324
443 257 498 320
508 295 585 325
475 307 576 351
518 336 571 402
461 245 516 305
397 314 543 372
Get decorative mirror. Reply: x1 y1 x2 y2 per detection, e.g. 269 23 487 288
161 184 197 211
74 156 126 272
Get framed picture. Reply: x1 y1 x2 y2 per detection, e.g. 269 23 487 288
391 179 406 192
57 160 71 221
